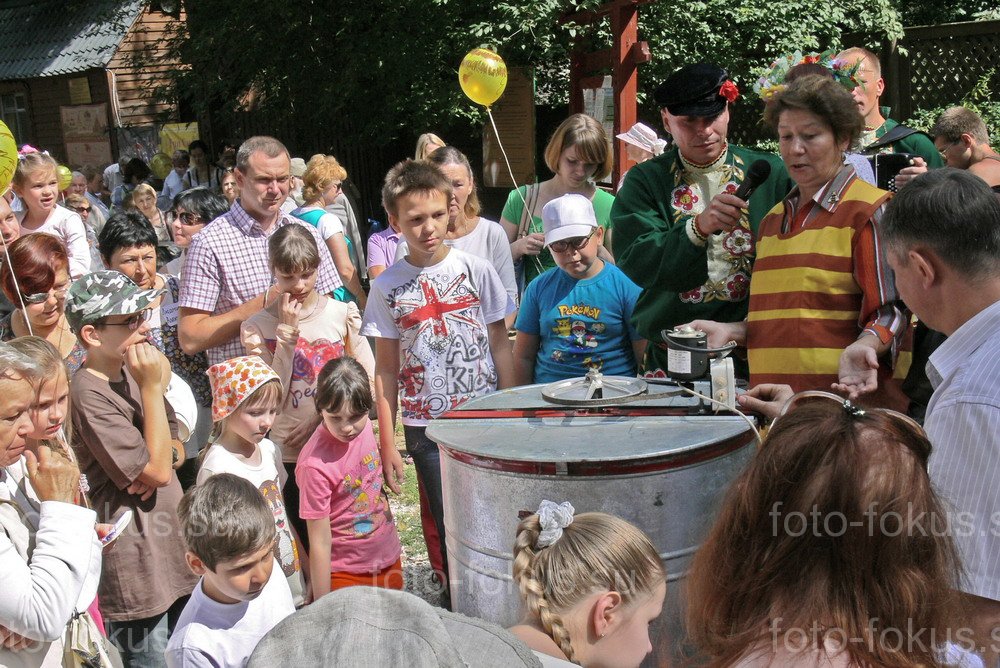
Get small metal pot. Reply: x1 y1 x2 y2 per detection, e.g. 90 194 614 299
664 326 709 381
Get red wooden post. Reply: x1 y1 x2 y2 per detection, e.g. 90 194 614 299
562 0 653 189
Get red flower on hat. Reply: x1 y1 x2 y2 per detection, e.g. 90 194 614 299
719 80 739 103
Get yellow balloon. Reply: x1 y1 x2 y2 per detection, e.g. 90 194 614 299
150 152 172 180
459 48 508 107
0 121 17 194
57 164 73 191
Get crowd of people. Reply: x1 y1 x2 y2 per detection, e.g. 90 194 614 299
1 42 1000 668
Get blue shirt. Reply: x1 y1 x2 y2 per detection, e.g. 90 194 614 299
516 262 642 383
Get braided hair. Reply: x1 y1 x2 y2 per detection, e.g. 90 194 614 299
512 511 664 664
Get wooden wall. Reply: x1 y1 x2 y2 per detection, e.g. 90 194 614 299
107 5 186 128
0 70 112 163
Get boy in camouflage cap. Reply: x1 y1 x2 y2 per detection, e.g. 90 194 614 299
67 269 198 663
65 269 164 333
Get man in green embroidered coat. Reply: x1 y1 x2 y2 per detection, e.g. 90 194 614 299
612 63 791 376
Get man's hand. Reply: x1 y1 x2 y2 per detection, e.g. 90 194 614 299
25 445 79 504
678 319 748 349
126 342 164 390
737 384 795 421
381 447 405 495
832 339 880 399
894 156 928 190
694 192 749 235
278 293 302 329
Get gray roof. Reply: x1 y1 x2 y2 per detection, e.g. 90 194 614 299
0 0 144 80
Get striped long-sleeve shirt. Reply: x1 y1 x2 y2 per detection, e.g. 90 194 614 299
925 297 1000 602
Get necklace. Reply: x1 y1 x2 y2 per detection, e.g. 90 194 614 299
17 310 70 354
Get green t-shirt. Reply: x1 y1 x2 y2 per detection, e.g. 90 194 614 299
502 186 615 287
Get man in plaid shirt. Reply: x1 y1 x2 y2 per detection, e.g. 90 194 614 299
178 136 342 367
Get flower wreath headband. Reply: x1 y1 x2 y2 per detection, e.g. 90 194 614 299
752 49 861 101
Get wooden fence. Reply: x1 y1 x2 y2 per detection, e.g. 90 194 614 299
845 19 1000 122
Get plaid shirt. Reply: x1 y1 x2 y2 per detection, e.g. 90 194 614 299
179 200 342 365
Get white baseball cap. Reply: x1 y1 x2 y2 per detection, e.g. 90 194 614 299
542 193 598 247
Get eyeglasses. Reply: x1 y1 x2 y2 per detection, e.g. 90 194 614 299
935 139 959 159
69 205 91 214
329 182 342 193
178 212 204 226
549 230 595 254
21 286 69 305
101 309 152 331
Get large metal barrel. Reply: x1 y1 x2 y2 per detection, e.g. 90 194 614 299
427 378 757 667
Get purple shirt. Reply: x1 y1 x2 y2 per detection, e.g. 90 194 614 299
366 227 400 271
179 200 342 365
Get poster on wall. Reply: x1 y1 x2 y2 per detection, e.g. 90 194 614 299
115 126 160 163
160 122 199 155
65 140 112 168
61 103 112 168
483 67 535 189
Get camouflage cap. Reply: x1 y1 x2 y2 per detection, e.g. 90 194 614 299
65 270 165 333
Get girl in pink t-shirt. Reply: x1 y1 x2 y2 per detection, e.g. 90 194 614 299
296 357 402 598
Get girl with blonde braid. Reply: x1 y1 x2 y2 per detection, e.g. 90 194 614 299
509 501 666 667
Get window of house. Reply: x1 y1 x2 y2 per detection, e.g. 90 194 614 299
0 92 30 144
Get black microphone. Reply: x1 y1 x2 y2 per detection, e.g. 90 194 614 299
733 159 772 201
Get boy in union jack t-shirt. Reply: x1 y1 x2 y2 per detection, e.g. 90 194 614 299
361 160 514 599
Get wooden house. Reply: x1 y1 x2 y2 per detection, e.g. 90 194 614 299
0 0 185 167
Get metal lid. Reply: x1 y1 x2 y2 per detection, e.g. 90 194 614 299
426 380 755 466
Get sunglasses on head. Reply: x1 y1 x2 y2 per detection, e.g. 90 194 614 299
549 230 595 254
776 390 929 461
21 285 69 305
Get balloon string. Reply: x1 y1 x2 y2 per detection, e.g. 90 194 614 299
487 108 542 275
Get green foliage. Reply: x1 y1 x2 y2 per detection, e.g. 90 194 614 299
160 0 905 152
905 70 1000 141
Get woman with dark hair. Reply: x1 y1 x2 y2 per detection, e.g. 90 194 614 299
166 187 229 277
99 211 211 487
687 394 978 667
689 75 907 408
182 139 220 190
0 233 86 373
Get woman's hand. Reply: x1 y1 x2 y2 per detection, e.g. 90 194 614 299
737 384 795 420
278 293 302 329
25 445 79 504
833 338 881 399
511 233 545 261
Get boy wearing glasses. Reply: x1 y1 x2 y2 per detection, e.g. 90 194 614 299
513 194 645 385
66 270 197 665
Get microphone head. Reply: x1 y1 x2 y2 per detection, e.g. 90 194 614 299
746 159 772 185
